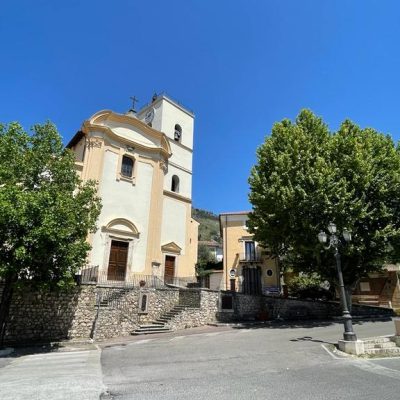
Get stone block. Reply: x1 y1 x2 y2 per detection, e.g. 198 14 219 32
392 335 400 346
338 339 365 355
394 318 400 336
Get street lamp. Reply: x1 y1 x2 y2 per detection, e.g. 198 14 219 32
318 223 357 341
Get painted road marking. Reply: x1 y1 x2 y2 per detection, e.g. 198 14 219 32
170 336 185 341
132 339 155 345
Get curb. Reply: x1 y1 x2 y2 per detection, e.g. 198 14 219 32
0 347 14 357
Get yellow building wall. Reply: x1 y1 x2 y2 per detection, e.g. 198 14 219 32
221 215 280 291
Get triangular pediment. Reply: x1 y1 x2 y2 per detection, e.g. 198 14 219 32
161 242 182 254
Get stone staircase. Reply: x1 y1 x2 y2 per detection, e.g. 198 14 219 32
98 288 131 308
363 337 400 356
132 304 189 335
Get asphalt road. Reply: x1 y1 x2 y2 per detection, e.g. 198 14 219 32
0 320 399 399
101 320 400 400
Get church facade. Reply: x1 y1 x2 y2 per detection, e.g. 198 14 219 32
68 93 198 283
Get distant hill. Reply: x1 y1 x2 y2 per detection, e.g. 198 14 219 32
192 208 221 243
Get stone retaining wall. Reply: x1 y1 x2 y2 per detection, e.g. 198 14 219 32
178 289 201 308
4 285 180 343
3 284 394 344
168 290 219 330
5 286 96 343
217 294 394 322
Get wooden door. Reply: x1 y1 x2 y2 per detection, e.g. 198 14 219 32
107 240 129 281
164 256 176 284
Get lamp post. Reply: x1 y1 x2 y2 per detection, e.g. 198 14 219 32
318 223 357 341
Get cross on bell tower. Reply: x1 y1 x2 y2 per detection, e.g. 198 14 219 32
129 96 139 113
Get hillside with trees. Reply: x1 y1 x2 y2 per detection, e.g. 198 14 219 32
192 208 221 243
192 208 222 274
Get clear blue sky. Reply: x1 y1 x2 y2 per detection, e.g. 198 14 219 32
1 1 400 214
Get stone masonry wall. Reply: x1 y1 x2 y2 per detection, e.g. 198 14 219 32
167 289 219 330
178 289 201 308
216 293 394 322
5 285 96 343
4 285 180 343
264 297 394 320
4 284 394 344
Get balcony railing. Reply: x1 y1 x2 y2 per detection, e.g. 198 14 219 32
239 251 262 262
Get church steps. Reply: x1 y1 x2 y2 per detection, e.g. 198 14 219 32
131 302 192 335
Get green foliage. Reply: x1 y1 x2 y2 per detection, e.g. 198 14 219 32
197 244 214 265
286 273 324 294
248 109 400 286
196 260 223 277
0 122 102 288
196 243 222 277
192 207 221 242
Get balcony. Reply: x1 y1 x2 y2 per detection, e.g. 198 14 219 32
239 251 262 263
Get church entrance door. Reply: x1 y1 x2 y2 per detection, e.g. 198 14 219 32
107 240 128 281
164 256 176 284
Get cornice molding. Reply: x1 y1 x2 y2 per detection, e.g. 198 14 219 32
163 190 192 204
82 111 172 159
168 161 192 175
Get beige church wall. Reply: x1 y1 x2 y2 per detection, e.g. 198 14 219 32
90 151 154 273
164 164 192 199
137 99 163 132
168 142 193 172
158 100 194 149
106 120 161 149
178 212 199 277
72 137 86 162
81 132 105 183
160 197 187 255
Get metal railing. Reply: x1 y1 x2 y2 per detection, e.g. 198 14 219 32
164 276 199 288
80 266 166 289
79 266 198 289
239 251 263 262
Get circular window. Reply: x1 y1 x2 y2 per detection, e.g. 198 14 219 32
266 269 273 277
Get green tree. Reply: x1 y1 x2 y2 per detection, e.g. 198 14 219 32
0 122 101 345
248 109 400 293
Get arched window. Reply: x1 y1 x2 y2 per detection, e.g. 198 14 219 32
174 124 182 142
171 175 180 193
121 155 134 178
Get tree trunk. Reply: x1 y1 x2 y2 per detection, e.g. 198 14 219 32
0 273 17 348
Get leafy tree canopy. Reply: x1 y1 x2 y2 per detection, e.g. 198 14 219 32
248 110 400 286
0 122 101 288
